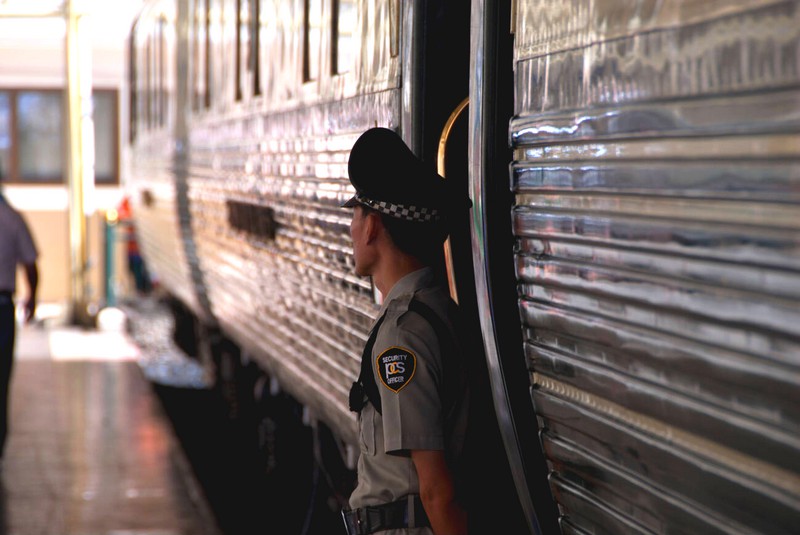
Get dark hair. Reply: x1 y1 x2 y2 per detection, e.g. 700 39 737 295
363 205 448 265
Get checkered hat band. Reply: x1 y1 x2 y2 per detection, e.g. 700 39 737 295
356 193 441 222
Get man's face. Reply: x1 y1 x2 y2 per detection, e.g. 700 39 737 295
349 205 374 277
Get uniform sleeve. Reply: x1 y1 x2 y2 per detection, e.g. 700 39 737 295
373 312 444 455
16 214 38 264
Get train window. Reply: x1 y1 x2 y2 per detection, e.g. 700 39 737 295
303 0 323 82
333 0 356 75
16 91 63 182
157 15 167 127
389 0 399 57
128 31 138 142
208 0 223 109
251 0 261 96
0 92 10 179
235 0 244 101
204 0 211 108
145 35 152 129
236 0 259 100
93 91 119 184
191 0 206 111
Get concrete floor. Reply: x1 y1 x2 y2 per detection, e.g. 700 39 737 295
1 307 221 535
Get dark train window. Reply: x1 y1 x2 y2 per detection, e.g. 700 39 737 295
235 0 259 100
390 0 399 58
252 0 261 96
303 0 322 82
128 31 137 142
332 0 356 74
191 0 206 112
235 0 244 101
204 0 212 108
145 35 152 128
157 15 167 126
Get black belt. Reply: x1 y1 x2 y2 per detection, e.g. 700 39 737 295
342 495 430 535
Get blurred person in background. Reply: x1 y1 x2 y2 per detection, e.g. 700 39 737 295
117 196 151 295
0 163 39 465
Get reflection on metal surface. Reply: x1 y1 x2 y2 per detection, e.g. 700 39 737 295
438 96 469 303
535 374 800 496
514 0 790 60
129 0 407 445
516 1 800 114
512 0 800 533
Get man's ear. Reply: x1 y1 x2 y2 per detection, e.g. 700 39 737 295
364 210 383 244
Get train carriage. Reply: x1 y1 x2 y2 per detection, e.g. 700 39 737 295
127 1 800 533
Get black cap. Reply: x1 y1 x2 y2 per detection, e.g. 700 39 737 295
343 127 454 223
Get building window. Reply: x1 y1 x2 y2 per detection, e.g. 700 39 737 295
17 90 63 182
0 88 119 185
0 92 10 180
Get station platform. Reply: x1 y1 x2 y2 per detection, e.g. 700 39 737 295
2 302 222 535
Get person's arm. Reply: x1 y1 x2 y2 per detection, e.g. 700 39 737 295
411 449 467 535
22 261 38 323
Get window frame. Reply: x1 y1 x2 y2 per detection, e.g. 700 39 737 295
0 87 120 186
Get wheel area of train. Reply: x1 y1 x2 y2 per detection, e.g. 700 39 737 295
123 295 348 535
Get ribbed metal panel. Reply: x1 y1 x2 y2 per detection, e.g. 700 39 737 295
185 94 400 441
129 134 205 318
127 0 413 444
511 1 800 533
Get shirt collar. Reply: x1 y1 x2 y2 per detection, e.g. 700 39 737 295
377 267 435 317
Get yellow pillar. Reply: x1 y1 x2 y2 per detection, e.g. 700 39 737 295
64 0 95 326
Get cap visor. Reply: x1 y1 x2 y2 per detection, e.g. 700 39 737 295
342 196 360 208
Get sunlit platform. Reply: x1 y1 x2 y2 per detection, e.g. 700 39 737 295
2 304 221 535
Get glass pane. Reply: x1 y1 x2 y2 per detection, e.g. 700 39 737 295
93 92 117 183
17 91 63 182
0 92 9 180
336 0 356 74
305 0 322 81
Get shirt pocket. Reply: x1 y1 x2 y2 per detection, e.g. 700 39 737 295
358 406 377 455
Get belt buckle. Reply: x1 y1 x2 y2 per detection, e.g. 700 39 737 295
341 508 366 535
356 508 365 534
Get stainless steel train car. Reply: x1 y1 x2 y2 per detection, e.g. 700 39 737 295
126 1 800 533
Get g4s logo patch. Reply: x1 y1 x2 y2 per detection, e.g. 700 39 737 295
376 346 417 393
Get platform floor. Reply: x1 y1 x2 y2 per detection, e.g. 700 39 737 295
1 306 222 535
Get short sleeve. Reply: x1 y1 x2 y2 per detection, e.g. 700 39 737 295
373 310 444 454
16 214 38 264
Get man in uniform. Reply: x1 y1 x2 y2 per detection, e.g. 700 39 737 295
0 171 39 464
341 127 469 535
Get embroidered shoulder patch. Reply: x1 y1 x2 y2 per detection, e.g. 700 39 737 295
376 346 417 393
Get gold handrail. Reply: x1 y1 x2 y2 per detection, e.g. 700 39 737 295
437 97 469 304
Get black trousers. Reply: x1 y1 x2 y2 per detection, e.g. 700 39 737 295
0 298 15 459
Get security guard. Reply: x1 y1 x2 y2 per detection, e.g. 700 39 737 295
342 127 469 535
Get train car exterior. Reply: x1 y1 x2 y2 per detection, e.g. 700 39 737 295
505 1 800 533
127 0 800 534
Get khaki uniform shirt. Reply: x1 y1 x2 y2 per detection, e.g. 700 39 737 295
349 267 469 530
